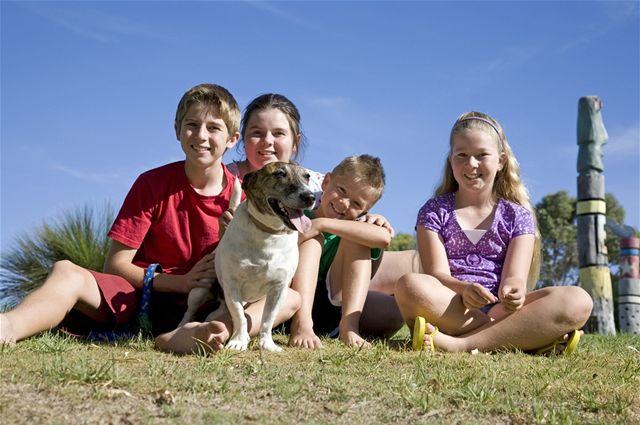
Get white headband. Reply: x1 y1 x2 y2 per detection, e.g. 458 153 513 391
454 117 501 138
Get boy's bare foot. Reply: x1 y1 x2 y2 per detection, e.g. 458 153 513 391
339 329 371 349
192 321 229 353
155 320 229 354
338 315 371 349
0 314 16 345
288 327 323 349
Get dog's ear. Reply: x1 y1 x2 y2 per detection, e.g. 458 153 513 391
242 171 256 192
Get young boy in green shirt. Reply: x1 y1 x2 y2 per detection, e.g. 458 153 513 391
288 155 404 349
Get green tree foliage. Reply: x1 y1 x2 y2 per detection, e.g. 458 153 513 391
0 204 114 307
604 192 625 262
536 191 578 287
388 233 416 251
535 191 626 287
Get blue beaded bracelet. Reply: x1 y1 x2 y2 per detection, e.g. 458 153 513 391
137 263 161 335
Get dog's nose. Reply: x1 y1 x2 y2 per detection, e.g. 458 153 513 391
300 191 315 205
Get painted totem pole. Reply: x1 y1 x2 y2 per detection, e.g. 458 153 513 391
576 96 616 335
606 219 640 334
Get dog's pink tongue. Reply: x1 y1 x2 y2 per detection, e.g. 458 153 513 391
286 208 312 233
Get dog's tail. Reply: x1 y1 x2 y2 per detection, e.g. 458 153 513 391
229 177 242 210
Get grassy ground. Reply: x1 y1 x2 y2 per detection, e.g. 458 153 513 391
1 329 639 425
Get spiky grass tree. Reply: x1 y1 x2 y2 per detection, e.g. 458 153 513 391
0 204 114 308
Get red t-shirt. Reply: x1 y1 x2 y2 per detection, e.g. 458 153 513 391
108 161 238 275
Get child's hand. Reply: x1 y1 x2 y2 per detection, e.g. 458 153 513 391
462 282 498 310
219 177 242 239
184 252 217 292
499 283 525 312
358 213 395 237
218 208 236 239
298 218 325 244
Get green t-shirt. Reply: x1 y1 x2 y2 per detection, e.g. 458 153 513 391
304 210 382 284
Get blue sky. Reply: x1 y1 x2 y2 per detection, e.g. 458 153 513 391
1 1 638 253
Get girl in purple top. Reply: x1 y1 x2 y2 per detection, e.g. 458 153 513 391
395 112 593 355
418 192 535 298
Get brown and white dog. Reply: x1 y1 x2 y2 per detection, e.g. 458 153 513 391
179 162 315 352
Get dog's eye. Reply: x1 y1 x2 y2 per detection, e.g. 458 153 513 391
273 169 287 178
303 172 310 182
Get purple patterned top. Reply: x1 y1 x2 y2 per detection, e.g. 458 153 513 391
416 192 535 296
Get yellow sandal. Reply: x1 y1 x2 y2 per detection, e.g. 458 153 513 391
535 329 581 356
412 316 439 352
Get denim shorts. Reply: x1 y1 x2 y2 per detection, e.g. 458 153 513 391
480 302 499 314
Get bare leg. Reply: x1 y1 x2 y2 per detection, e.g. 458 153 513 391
395 273 492 336
369 249 420 295
329 239 373 348
0 260 109 343
288 236 324 349
154 287 300 354
396 273 593 352
361 249 419 339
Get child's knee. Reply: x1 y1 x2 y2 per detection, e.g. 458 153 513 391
395 273 422 297
51 259 81 276
548 286 593 328
50 260 91 286
395 273 440 307
51 260 76 273
50 260 100 300
565 286 593 325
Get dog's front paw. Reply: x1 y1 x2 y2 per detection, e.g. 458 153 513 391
259 337 283 353
226 333 250 351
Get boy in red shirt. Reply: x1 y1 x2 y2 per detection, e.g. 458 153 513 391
0 84 300 351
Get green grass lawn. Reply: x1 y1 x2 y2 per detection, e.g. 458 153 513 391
1 329 639 424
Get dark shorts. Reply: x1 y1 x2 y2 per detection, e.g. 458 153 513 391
310 277 342 336
59 270 189 337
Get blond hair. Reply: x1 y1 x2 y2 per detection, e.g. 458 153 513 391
436 111 541 290
174 83 241 136
332 154 385 205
